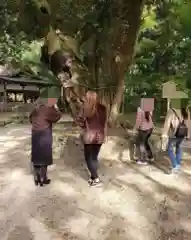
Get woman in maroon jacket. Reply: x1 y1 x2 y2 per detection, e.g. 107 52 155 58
76 91 107 187
29 97 65 186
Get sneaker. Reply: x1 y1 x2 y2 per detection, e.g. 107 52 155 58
169 168 178 174
148 157 155 163
136 160 148 165
88 178 92 184
176 165 181 170
175 165 182 173
89 178 102 187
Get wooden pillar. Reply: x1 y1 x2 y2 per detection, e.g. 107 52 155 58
38 86 41 98
167 98 170 111
15 93 18 102
3 80 7 103
21 84 27 103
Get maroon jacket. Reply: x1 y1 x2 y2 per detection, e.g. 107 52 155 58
76 103 107 144
29 105 62 131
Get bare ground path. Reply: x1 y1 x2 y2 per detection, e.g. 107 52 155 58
0 124 191 240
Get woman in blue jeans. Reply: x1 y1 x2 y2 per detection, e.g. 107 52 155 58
167 137 184 170
162 107 189 174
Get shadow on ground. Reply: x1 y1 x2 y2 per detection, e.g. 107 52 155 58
58 130 191 240
0 124 190 240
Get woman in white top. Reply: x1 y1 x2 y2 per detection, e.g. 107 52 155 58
161 107 189 174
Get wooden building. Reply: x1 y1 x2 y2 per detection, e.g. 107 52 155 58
0 75 57 103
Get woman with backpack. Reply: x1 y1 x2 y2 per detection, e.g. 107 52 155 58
161 107 189 174
134 106 154 165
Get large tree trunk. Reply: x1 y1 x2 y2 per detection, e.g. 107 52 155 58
20 0 144 121
109 62 125 125
109 0 145 125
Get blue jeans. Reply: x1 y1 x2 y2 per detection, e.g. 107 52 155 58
167 137 184 168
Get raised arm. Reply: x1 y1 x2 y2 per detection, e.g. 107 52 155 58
75 106 86 128
46 97 65 124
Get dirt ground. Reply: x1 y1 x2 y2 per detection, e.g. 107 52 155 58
0 123 191 240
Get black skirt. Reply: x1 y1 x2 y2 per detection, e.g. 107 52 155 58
31 127 53 166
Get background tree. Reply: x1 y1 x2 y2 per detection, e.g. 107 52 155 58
1 0 191 124
16 0 145 122
123 0 191 119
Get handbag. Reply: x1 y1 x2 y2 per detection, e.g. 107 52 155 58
81 119 96 144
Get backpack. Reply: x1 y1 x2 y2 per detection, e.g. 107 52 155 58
172 109 188 138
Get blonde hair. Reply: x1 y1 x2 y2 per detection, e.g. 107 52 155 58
83 91 98 117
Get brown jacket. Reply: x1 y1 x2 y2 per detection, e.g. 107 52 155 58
29 104 62 131
76 103 107 144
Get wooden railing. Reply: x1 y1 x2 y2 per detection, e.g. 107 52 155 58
0 102 34 113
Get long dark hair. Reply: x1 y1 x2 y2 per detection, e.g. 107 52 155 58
145 111 150 122
181 107 188 120
50 50 72 77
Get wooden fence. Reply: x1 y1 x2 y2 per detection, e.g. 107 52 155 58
0 103 34 113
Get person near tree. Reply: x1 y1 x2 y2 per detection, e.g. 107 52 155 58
76 91 107 187
29 50 77 187
161 107 189 174
29 97 65 186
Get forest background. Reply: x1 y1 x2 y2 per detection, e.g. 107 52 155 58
1 0 191 124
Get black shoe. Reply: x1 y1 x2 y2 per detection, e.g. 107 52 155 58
43 179 51 184
39 181 44 187
34 180 38 186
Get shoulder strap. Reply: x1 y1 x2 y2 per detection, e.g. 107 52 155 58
171 108 181 122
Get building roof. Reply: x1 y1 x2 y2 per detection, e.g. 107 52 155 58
0 84 39 92
0 75 58 86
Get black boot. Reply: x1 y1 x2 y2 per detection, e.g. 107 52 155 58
33 166 43 186
41 166 51 185
33 165 38 185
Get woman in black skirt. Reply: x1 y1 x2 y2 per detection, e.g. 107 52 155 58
29 97 65 186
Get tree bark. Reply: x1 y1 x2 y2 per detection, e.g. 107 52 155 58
21 0 144 121
109 0 145 125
